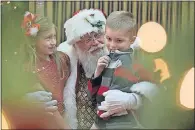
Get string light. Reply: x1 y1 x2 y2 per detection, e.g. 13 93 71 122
37 1 44 5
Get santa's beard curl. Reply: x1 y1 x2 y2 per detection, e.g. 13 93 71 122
75 44 109 78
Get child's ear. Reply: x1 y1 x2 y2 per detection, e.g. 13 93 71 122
130 36 136 44
129 27 137 44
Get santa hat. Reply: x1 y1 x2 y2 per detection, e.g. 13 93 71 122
64 9 106 45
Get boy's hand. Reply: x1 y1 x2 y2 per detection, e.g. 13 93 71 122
94 56 110 78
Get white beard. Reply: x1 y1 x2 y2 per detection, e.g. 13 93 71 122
75 45 109 78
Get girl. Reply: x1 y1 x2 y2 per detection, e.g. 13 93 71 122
20 11 70 129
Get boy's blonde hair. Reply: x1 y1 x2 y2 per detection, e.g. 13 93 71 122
106 11 139 63
106 11 136 32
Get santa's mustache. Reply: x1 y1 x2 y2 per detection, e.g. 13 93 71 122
88 44 105 53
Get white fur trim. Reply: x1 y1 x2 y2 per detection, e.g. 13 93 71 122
131 93 142 109
64 9 106 45
130 81 159 102
130 37 141 50
57 42 78 129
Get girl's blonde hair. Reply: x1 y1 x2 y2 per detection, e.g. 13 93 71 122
21 15 64 78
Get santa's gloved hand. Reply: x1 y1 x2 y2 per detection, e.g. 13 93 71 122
98 90 142 118
97 101 128 118
25 91 58 115
26 91 52 102
44 100 58 112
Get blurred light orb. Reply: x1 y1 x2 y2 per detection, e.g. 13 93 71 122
137 22 167 53
154 58 170 83
2 113 10 129
179 67 194 109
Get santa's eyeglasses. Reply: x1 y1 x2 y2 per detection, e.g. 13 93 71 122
79 31 104 45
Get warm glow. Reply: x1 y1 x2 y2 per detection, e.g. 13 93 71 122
1 113 10 129
179 68 194 109
154 58 170 83
137 22 167 53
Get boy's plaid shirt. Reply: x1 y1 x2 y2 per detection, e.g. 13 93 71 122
88 48 157 118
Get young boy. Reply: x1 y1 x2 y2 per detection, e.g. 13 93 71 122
88 11 159 129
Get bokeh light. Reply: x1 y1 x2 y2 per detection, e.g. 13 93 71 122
1 113 10 129
178 67 194 109
137 22 167 53
154 58 170 83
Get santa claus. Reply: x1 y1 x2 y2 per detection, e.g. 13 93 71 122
57 9 159 129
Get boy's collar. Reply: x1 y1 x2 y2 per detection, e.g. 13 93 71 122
110 48 134 54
